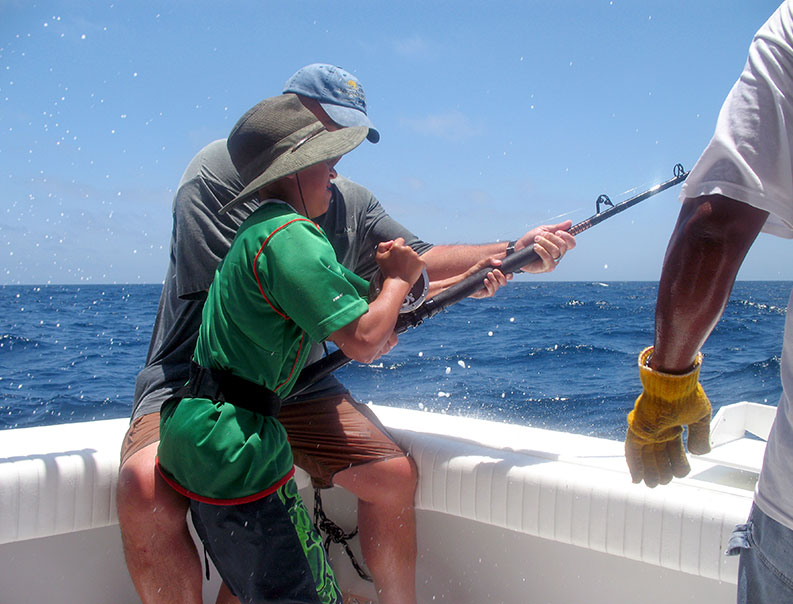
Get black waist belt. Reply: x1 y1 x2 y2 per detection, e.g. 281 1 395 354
177 361 282 417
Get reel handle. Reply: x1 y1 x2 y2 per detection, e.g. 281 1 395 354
368 267 430 314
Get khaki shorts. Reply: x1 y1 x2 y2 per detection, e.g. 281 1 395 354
120 393 406 488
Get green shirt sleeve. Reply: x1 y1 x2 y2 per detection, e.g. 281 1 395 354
260 218 369 343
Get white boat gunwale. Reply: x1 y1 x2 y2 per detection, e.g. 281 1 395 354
0 401 768 603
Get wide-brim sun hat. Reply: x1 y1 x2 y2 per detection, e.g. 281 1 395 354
219 94 367 215
283 63 380 143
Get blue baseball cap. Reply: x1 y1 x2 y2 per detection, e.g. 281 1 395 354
283 63 380 143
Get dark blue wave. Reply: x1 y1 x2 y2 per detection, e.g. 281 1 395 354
1 282 788 437
0 333 42 350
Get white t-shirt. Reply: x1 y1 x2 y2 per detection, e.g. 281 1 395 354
680 0 793 530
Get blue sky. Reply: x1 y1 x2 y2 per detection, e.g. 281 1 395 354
1 0 789 284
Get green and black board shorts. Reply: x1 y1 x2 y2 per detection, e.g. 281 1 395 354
190 477 342 603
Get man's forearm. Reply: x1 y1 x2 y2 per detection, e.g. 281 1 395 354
420 220 575 280
652 195 767 373
420 243 507 280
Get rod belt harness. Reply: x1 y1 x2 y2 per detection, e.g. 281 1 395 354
177 361 282 417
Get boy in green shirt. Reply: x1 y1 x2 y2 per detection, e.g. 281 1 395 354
157 93 425 603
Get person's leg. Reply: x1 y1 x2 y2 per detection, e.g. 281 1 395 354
280 396 418 604
733 503 793 604
215 582 238 604
117 413 241 604
333 456 417 604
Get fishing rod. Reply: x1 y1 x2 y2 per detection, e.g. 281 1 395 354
291 163 688 395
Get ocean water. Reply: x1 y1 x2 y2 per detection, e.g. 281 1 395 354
0 281 788 441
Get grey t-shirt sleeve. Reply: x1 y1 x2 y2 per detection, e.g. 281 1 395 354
357 194 434 280
330 176 433 280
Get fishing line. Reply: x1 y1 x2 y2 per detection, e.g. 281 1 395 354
291 163 689 395
528 207 585 228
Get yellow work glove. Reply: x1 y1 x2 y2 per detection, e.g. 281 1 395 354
625 346 712 487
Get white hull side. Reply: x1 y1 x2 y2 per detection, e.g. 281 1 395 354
0 404 759 603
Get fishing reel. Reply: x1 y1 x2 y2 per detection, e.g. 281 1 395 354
368 267 429 313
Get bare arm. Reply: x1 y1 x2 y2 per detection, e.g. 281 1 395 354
420 242 505 279
329 238 424 364
624 194 768 487
420 220 576 280
651 194 768 373
425 257 509 299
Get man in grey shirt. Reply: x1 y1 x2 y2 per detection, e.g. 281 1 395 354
118 64 575 604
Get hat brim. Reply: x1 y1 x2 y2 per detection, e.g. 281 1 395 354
219 125 368 215
322 103 380 143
